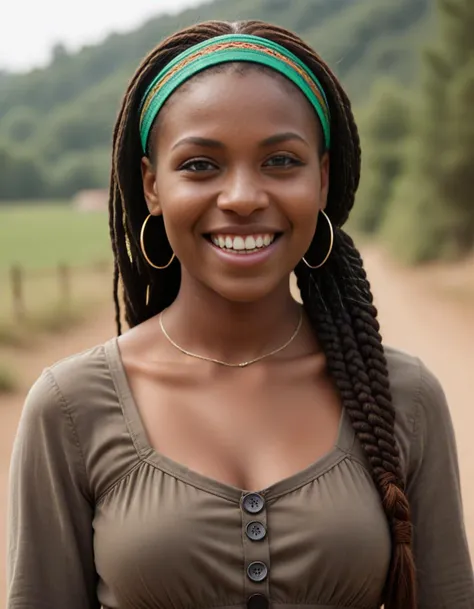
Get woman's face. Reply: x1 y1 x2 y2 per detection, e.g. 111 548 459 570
142 67 329 303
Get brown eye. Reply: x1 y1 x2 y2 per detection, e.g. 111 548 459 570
264 155 303 168
179 159 217 172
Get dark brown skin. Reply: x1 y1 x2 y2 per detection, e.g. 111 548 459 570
117 68 341 491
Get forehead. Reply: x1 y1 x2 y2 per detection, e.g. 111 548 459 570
154 66 321 146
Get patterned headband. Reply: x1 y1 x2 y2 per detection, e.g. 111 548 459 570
139 33 331 154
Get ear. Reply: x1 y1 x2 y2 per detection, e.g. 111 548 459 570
319 151 330 211
141 156 162 215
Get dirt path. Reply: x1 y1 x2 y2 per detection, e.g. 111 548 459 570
0 248 473 604
363 248 474 553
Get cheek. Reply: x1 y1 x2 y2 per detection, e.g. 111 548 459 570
155 168 209 239
278 175 321 234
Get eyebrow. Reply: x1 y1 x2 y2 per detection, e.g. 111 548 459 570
171 132 309 151
260 132 309 147
172 137 224 151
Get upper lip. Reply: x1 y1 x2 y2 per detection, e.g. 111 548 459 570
204 225 283 235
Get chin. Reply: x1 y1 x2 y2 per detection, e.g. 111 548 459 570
209 276 288 305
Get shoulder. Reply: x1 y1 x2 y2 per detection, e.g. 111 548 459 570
383 345 451 477
18 338 138 499
48 340 114 396
384 344 447 420
17 340 117 451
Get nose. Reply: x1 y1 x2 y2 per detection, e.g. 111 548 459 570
217 169 270 216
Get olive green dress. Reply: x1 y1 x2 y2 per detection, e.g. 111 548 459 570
6 340 474 608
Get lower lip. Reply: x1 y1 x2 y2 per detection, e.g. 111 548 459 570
205 237 281 267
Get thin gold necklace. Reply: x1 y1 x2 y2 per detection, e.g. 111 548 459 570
159 308 303 368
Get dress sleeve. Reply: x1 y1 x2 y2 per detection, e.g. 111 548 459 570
7 369 100 609
407 361 474 608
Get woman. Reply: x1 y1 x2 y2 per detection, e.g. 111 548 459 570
7 19 474 609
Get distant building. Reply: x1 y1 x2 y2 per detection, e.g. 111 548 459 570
72 189 108 212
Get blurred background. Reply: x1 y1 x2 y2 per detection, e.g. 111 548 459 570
0 0 473 602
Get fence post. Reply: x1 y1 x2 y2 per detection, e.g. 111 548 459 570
58 263 71 308
10 265 25 321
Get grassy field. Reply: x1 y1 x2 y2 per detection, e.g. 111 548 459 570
0 203 114 380
0 202 111 271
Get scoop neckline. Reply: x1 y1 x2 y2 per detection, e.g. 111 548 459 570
104 336 355 504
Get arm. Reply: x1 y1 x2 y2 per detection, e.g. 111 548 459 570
7 369 100 609
407 361 474 608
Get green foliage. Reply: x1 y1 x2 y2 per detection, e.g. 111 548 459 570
49 149 111 197
352 82 413 234
306 0 432 97
0 145 45 200
0 0 432 201
381 0 474 262
0 204 111 270
0 106 39 143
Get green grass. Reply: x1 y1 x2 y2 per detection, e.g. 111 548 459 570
0 202 112 271
0 202 113 346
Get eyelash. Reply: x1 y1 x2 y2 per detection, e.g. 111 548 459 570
179 154 304 172
179 159 216 172
265 155 304 168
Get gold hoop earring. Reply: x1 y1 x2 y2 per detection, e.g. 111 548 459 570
140 214 176 270
302 210 334 269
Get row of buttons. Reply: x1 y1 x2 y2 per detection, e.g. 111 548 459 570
243 493 270 609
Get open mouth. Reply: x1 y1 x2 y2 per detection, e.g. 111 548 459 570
205 233 282 255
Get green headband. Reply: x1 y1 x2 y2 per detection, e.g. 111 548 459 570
139 33 331 153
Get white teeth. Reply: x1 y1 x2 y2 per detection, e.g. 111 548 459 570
209 233 277 253
245 236 256 250
233 236 245 250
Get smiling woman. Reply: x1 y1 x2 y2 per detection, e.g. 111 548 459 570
7 19 474 609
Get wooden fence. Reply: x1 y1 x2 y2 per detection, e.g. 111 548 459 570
4 261 110 322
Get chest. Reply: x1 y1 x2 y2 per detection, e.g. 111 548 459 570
127 359 342 491
93 458 391 609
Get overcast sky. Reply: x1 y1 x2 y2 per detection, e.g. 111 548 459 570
0 0 207 72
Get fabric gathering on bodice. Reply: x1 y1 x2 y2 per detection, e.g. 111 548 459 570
6 339 474 609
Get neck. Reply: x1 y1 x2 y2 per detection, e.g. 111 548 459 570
162 274 302 364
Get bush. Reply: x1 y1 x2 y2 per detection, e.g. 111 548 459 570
0 145 46 200
48 148 110 197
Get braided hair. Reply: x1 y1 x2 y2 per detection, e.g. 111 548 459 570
108 19 416 609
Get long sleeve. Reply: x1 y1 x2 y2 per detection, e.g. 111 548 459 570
7 369 100 609
407 361 474 608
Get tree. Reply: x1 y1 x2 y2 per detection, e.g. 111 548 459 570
0 146 45 200
352 81 413 234
49 148 110 197
0 106 38 143
381 0 474 262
